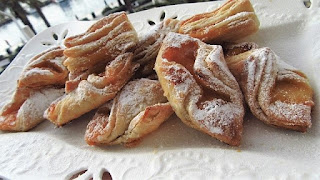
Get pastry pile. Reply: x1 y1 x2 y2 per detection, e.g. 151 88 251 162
0 0 314 147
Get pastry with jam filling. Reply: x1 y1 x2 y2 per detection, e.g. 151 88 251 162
224 42 314 132
155 33 244 146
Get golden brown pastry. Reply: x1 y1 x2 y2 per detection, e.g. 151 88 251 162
63 12 138 88
85 78 173 147
224 42 314 132
155 33 244 146
44 53 139 126
0 47 68 131
179 0 260 44
133 18 180 78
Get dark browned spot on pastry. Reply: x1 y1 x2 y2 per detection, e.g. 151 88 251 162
69 169 87 180
223 43 256 57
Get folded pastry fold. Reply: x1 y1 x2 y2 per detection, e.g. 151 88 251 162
179 0 259 43
133 18 180 78
63 12 138 90
44 53 139 126
224 42 314 132
155 33 244 146
0 47 67 131
85 78 173 147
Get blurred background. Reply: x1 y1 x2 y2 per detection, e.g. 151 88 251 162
0 0 219 74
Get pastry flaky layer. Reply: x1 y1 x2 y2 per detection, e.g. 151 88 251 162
63 12 139 76
155 32 244 146
224 42 314 132
0 47 68 131
44 12 141 126
179 0 260 43
44 53 139 126
133 18 181 78
85 78 173 147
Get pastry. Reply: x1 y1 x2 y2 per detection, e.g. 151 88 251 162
0 47 67 131
63 12 138 82
155 33 244 146
179 0 260 43
44 53 139 126
133 18 180 78
85 78 173 147
224 42 314 132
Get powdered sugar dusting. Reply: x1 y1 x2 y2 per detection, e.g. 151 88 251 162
227 18 250 29
181 11 254 33
18 88 64 128
160 33 243 139
192 99 242 134
163 61 200 99
238 47 313 129
20 54 67 81
246 48 276 99
246 58 256 93
194 45 242 103
49 56 67 70
277 68 307 82
243 48 277 124
22 67 54 78
164 32 193 48
91 78 168 143
117 79 167 118
268 101 312 125
220 12 254 26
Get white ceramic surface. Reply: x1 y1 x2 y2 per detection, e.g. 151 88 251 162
0 0 320 179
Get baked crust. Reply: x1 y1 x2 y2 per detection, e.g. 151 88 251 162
224 42 314 132
44 53 139 126
0 47 67 131
133 18 180 78
155 33 244 146
85 78 173 146
63 12 138 89
179 0 259 43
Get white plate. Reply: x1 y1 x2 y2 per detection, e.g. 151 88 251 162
1 0 320 179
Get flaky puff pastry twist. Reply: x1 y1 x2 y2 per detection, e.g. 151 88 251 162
44 53 139 126
63 12 138 76
133 18 180 78
85 78 173 147
0 47 68 131
179 0 259 43
224 42 314 132
155 33 244 146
